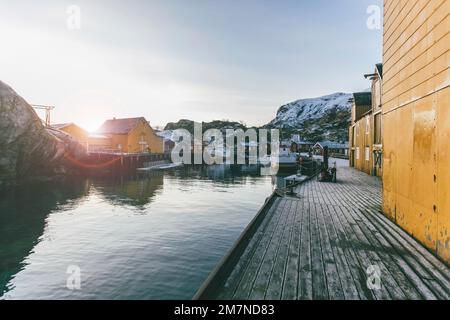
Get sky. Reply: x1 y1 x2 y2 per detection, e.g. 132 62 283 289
0 0 383 131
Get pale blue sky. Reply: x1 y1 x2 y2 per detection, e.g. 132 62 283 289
0 0 382 131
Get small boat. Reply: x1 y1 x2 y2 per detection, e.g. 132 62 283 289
137 162 184 172
278 153 298 168
276 146 299 171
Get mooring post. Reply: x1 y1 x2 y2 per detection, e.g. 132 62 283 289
323 146 329 170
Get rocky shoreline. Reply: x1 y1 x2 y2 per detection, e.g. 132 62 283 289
0 81 87 190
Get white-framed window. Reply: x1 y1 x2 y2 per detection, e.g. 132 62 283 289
356 147 360 160
365 147 370 161
139 134 148 152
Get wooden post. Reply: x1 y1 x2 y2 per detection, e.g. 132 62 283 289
323 146 329 170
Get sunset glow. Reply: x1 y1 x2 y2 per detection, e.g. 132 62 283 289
0 0 382 129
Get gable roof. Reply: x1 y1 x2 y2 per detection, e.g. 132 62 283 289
314 141 349 150
352 92 372 107
51 123 72 130
97 117 147 134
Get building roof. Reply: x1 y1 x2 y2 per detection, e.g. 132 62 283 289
314 141 349 150
155 130 176 142
291 139 314 145
51 123 72 130
376 63 383 79
352 92 372 107
88 133 110 139
97 117 146 134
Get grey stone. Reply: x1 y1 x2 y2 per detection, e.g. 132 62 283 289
0 80 86 185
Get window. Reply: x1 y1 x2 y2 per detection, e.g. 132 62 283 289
139 135 148 152
366 116 370 135
365 147 370 161
374 151 382 169
374 113 382 145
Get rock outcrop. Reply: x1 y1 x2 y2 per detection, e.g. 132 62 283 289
0 81 86 187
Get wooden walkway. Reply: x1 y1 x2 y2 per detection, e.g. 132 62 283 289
195 167 450 300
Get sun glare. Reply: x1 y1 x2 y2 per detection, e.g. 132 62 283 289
79 119 103 133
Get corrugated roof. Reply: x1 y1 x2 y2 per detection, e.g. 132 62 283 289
352 92 372 107
97 117 146 134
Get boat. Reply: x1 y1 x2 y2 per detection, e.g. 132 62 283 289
136 162 184 172
278 153 298 169
275 144 299 171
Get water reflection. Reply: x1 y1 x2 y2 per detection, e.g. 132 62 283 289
94 173 164 208
0 179 90 295
0 165 279 299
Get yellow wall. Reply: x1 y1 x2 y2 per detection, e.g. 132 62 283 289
372 76 382 114
127 120 164 154
382 0 450 262
59 124 89 145
87 136 111 151
109 134 129 152
90 119 163 154
372 69 383 178
350 115 375 175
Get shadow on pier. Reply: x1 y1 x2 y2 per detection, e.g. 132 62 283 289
195 165 450 300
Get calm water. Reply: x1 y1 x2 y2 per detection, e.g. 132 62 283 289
0 165 278 300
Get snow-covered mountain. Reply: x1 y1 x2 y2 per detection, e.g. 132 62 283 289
156 129 174 141
265 92 353 142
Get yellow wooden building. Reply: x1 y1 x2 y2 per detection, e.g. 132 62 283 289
349 92 374 175
368 64 383 178
51 123 89 146
51 123 114 152
349 64 384 177
382 0 450 263
87 134 112 152
96 117 164 154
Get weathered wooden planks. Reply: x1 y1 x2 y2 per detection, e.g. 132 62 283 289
195 167 450 300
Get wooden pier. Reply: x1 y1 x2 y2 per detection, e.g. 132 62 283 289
73 152 170 176
195 166 450 300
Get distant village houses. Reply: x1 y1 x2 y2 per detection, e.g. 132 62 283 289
313 141 349 158
52 117 164 154
281 133 348 159
155 130 176 154
280 134 314 154
290 134 314 153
